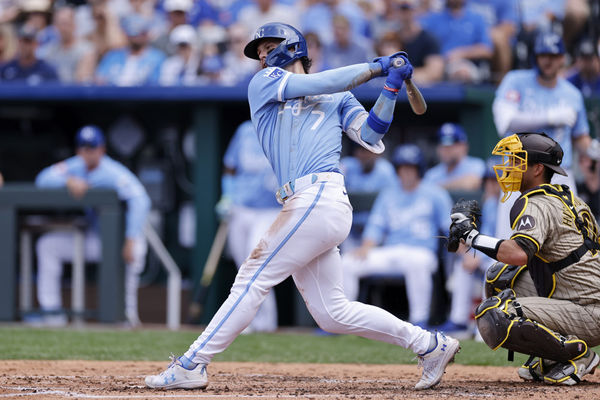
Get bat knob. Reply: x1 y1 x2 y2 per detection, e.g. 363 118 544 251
392 58 405 68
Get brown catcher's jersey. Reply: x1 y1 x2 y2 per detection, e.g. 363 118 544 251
510 184 600 304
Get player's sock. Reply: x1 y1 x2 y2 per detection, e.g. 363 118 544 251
178 355 198 370
426 332 437 353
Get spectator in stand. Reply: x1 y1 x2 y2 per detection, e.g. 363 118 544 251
300 0 369 46
159 24 199 85
124 0 165 41
38 6 96 83
0 25 58 84
19 0 55 48
95 14 165 86
567 39 600 98
237 0 299 35
393 0 443 85
340 144 397 251
370 0 403 40
0 23 17 63
86 0 127 60
304 31 325 73
322 14 373 70
469 0 519 84
343 144 452 328
420 0 493 83
220 23 259 86
153 0 192 56
423 123 485 191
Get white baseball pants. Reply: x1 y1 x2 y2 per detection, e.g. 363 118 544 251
343 245 438 324
184 173 431 365
36 231 147 322
228 205 280 332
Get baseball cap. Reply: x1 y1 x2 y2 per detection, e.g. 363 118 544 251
121 14 150 37
170 24 197 46
164 0 192 12
437 123 468 146
577 39 598 58
21 0 51 13
17 25 37 40
76 125 105 148
392 143 424 168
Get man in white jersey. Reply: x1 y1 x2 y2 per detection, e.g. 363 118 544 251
145 22 460 391
492 31 591 238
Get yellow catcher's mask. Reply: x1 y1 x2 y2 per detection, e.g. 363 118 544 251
492 132 567 202
492 134 527 202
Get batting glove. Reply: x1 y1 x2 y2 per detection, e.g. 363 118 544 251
385 56 413 90
373 51 408 76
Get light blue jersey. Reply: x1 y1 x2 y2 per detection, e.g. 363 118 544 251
224 120 279 208
423 156 485 187
247 66 367 186
35 155 151 238
495 69 589 169
363 183 452 253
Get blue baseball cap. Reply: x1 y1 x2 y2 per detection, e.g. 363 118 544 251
437 123 467 146
76 125 105 148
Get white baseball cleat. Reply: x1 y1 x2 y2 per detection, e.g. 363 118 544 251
414 331 460 390
145 355 208 390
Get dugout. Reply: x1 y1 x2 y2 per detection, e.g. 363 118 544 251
0 83 597 326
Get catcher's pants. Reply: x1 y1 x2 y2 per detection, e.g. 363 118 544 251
228 205 280 332
495 171 575 238
36 231 147 322
184 173 431 365
342 245 437 324
507 267 600 347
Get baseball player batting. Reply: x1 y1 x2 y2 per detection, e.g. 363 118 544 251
146 22 459 391
447 132 600 385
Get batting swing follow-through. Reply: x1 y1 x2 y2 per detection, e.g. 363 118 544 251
145 22 459 391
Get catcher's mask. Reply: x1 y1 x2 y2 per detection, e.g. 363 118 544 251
492 132 567 202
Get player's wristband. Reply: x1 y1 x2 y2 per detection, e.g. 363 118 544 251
471 233 504 260
221 174 235 198
366 109 392 134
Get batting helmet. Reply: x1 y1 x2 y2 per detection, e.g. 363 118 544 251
392 144 425 176
492 132 566 202
243 22 308 68
533 31 566 56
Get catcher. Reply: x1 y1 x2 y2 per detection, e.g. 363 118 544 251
447 131 600 385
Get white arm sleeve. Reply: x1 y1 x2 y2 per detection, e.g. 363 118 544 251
493 98 551 136
345 111 385 154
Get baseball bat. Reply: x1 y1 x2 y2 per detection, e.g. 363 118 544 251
187 219 229 323
392 58 427 115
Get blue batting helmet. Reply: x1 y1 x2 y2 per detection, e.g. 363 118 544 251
76 125 105 148
534 31 565 56
243 22 308 68
392 144 425 176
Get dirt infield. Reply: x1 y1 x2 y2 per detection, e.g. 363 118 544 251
1 360 599 399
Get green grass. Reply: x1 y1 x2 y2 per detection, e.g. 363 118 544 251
2 326 596 366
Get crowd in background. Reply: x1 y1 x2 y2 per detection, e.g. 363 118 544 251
0 0 598 90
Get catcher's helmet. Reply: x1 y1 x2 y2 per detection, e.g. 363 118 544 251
533 31 566 56
243 22 308 68
392 144 425 176
492 132 566 202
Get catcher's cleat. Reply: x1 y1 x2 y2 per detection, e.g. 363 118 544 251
145 355 208 390
517 358 557 382
414 331 460 390
544 350 600 386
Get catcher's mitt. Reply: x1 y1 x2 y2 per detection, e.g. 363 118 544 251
447 199 481 252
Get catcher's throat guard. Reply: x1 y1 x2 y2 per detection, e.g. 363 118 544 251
492 134 527 203
475 289 588 362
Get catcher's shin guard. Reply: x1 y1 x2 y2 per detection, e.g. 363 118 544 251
484 262 528 298
475 289 588 363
